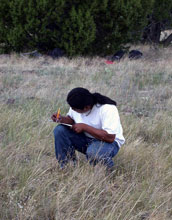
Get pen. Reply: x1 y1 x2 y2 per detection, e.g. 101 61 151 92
56 108 60 120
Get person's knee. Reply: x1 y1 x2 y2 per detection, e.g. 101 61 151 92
86 146 98 160
53 125 67 137
86 145 111 161
86 146 112 167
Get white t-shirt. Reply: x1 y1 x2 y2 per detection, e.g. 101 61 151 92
67 104 125 147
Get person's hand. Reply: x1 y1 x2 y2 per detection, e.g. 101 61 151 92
72 123 85 133
51 113 62 122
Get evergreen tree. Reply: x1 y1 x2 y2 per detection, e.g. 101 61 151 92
90 0 154 55
0 0 96 55
0 0 156 55
4 0 66 52
0 0 13 52
60 6 96 56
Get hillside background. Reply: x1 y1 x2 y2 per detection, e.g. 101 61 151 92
0 45 172 219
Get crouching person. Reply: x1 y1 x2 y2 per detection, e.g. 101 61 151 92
51 87 125 170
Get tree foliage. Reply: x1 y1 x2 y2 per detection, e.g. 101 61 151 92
0 0 156 55
90 0 154 54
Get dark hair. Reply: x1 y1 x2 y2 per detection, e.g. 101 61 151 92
67 87 116 109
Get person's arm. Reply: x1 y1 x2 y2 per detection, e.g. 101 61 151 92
72 123 115 143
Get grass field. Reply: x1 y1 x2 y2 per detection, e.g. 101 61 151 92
0 45 172 220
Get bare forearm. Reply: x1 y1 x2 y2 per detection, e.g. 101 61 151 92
59 116 74 124
83 124 115 143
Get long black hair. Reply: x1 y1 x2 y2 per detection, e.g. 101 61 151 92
67 87 117 110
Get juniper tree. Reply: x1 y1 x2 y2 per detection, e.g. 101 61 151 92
0 0 156 55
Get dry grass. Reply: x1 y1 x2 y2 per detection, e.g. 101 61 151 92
0 45 172 220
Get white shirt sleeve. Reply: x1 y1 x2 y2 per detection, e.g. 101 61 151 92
100 105 120 135
67 107 74 119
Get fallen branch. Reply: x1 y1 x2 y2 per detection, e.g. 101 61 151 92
161 33 172 46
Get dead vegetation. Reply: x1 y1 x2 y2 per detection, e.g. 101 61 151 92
0 45 172 220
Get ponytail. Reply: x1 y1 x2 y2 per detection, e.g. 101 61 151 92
92 93 117 106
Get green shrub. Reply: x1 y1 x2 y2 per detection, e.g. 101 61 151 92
90 0 154 55
0 0 154 55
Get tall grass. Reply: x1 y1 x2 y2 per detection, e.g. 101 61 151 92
0 46 172 220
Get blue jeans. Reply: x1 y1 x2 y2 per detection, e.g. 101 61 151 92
53 125 119 169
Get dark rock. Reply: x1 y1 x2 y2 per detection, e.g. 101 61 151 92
111 50 126 61
129 50 143 59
